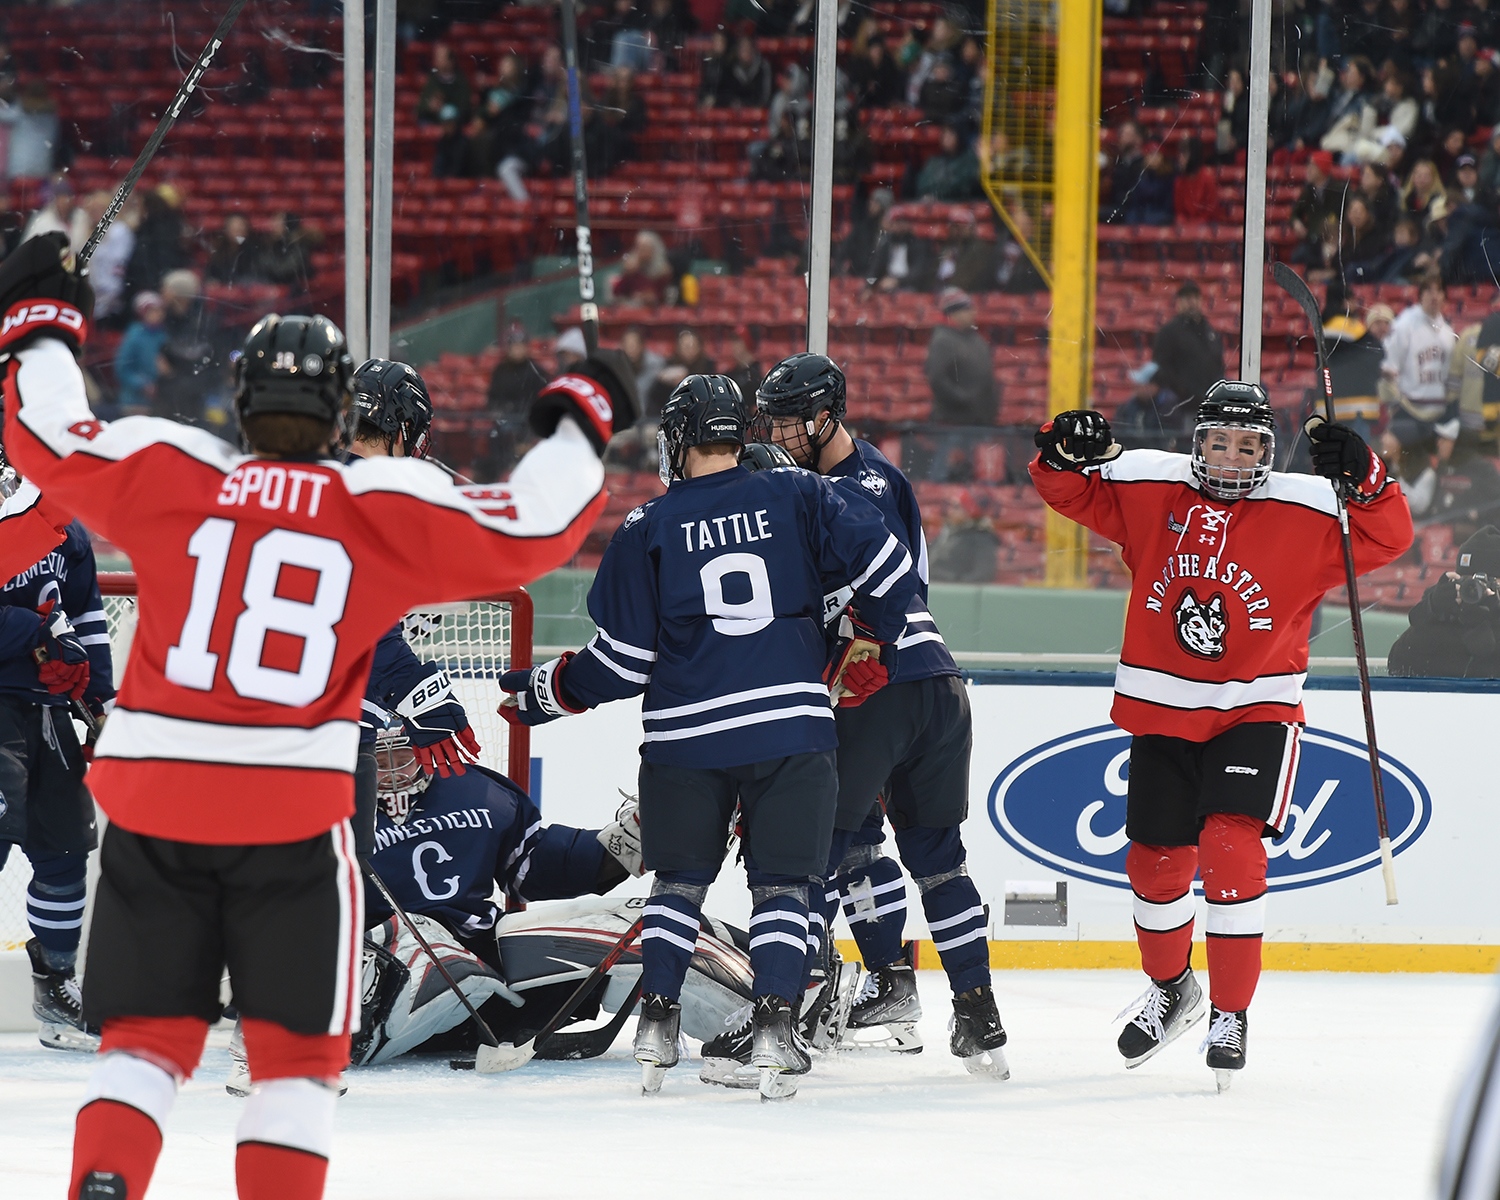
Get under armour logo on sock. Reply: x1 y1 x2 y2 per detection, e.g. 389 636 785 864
1220 889 1238 898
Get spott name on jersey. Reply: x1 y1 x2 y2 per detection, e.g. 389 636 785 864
1143 552 1275 630
679 510 773 552
217 463 332 516
372 806 496 852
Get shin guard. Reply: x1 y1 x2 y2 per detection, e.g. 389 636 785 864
1126 841 1199 982
1199 813 1268 1012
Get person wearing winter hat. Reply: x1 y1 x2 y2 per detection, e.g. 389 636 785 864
926 288 997 427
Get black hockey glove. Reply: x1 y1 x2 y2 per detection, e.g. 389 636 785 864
1304 414 1388 500
498 651 589 727
529 351 641 457
1033 410 1123 472
0 232 94 356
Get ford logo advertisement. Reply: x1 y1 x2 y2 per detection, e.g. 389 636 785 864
988 725 1431 892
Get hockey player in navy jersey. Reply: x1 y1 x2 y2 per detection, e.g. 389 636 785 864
0 521 114 1052
500 373 918 1100
743 352 1008 1079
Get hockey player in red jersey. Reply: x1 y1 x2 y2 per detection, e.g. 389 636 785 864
0 233 634 1200
1030 380 1412 1088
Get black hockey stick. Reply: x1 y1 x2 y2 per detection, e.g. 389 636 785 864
76 0 250 271
1272 261 1398 905
477 916 644 1073
361 860 508 1054
536 976 642 1060
559 0 600 356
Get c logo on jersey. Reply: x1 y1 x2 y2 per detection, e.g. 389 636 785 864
988 725 1431 892
412 841 462 902
1173 588 1228 659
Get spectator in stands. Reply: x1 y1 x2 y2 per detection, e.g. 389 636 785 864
1 79 60 181
1413 0 1463 66
1366 71 1421 161
1151 280 1225 413
931 210 994 295
587 66 647 176
1422 65 1474 138
642 0 687 64
1128 146 1177 226
1292 154 1348 262
123 184 189 306
768 64 814 141
994 208 1047 294
1478 124 1500 192
1454 154 1497 209
1320 279 1388 441
1402 158 1445 218
1368 302 1396 343
1436 126 1470 183
1469 47 1500 127
417 43 473 125
19 174 73 243
1266 69 1299 152
645 327 715 417
619 325 664 401
1337 194 1395 280
1217 68 1250 162
918 56 966 125
1342 0 1395 67
155 269 217 424
864 206 933 292
205 214 266 287
1288 64 1334 153
1321 56 1380 161
698 29 731 108
113 291 168 418
723 328 761 400
1359 160 1401 228
925 288 997 426
1104 120 1146 224
836 187 893 278
80 190 137 326
928 492 1001 584
1383 274 1458 453
1173 137 1222 222
256 211 320 297
906 15 962 109
590 0 645 71
753 109 806 182
556 327 588 375
1388 527 1500 678
484 321 547 479
848 33 904 110
715 36 772 109
916 125 980 201
433 104 474 178
1367 215 1430 282
609 231 676 305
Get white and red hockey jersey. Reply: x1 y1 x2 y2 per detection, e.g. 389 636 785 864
5 337 607 845
0 476 68 580
1030 449 1413 741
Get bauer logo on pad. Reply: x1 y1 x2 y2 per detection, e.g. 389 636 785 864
987 725 1431 892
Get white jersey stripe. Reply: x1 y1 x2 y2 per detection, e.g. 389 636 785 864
896 630 947 650
643 681 829 722
869 546 914 597
1115 662 1306 712
641 926 700 954
926 905 987 933
749 930 809 952
850 533 899 591
585 640 652 685
99 707 359 772
642 705 835 743
593 627 657 662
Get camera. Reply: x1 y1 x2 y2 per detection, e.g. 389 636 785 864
1459 573 1495 606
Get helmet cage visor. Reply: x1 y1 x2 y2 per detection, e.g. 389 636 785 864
1191 421 1275 498
751 406 835 468
374 727 430 822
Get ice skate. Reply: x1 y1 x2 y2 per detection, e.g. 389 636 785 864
1116 967 1206 1068
949 985 1010 1080
633 992 681 1095
699 1003 757 1089
846 941 923 1053
799 955 863 1052
1200 1005 1248 1092
27 939 98 1053
751 995 811 1102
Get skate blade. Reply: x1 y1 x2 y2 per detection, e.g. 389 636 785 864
225 1081 250 1098
640 1062 670 1095
961 1047 1011 1080
38 1022 100 1053
842 1021 924 1054
758 1066 798 1102
1214 1068 1238 1093
699 1060 759 1089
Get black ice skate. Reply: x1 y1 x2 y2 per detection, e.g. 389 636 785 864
1200 1005 1248 1092
699 1004 757 1089
1116 967 1206 1068
633 992 681 1096
79 1172 127 1198
798 953 863 1052
847 941 923 1053
27 938 99 1053
750 995 811 1102
949 985 1010 1080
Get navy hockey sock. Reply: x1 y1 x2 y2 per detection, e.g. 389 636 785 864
28 851 87 966
747 868 810 1002
640 888 703 1002
801 828 856 991
896 826 989 995
838 853 908 971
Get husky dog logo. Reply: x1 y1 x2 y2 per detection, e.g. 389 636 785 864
859 471 888 496
1174 588 1228 659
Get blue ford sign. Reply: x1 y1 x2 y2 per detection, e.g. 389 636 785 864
988 725 1431 892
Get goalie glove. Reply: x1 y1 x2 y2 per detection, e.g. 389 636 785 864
596 790 644 878
1033 410 1123 472
824 612 895 708
392 666 482 776
1304 414 1388 500
412 727 482 778
0 232 93 355
498 652 589 727
32 599 89 700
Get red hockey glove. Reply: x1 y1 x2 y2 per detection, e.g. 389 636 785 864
1304 414 1388 500
529 353 640 456
412 725 482 778
33 600 89 700
1034 410 1123 472
498 652 589 727
825 615 895 707
0 233 94 355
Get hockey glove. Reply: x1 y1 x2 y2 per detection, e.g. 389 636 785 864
529 354 640 457
1305 414 1388 500
0 233 94 356
824 614 895 708
596 790 645 879
1033 410 1123 472
33 600 89 700
412 726 482 778
498 652 589 727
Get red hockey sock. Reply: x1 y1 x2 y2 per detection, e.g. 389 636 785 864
1126 841 1199 981
1200 813 1268 1012
236 1141 329 1200
70 1099 163 1199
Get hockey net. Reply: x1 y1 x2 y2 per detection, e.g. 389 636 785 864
0 573 532 950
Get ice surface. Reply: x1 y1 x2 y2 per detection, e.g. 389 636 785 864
1 969 1491 1200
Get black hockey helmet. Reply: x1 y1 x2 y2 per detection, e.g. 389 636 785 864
1192 379 1276 499
234 314 354 442
738 441 798 472
658 374 746 485
751 352 846 467
352 358 435 460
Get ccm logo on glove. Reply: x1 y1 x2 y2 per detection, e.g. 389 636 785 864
551 374 613 423
3 302 85 336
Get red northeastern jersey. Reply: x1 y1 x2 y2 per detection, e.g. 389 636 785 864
5 338 607 845
0 476 66 581
1030 449 1412 741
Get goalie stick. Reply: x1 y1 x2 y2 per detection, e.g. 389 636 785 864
1271 261 1398 905
76 0 250 271
559 0 600 356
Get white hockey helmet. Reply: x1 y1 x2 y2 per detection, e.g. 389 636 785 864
374 717 431 823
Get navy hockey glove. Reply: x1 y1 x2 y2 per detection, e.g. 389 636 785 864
529 354 640 457
1304 414 1388 500
498 652 589 727
33 600 89 701
1034 410 1122 472
0 232 93 355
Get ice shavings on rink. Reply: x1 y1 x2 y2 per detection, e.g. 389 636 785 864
2 968 1491 1200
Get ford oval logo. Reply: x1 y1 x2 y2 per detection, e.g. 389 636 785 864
988 725 1431 892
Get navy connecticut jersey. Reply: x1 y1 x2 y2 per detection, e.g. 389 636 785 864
359 621 470 748
825 440 959 685
564 463 919 768
0 521 113 709
365 765 607 936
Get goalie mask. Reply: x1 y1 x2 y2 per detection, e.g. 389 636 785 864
751 352 847 468
1191 380 1276 500
374 718 431 824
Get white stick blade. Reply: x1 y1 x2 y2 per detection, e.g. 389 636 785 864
475 1040 536 1074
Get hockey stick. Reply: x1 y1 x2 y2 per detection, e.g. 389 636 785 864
1272 261 1398 905
361 860 509 1055
536 976 642 1060
559 0 600 356
476 916 643 1074
76 0 250 271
